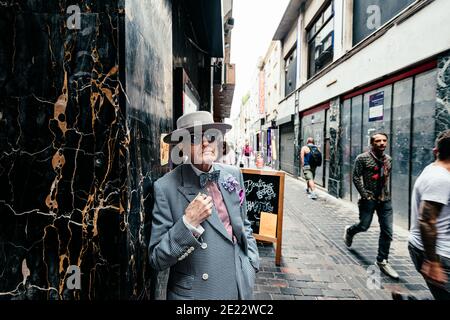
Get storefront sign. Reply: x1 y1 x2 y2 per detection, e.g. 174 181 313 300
259 70 265 114
369 91 384 122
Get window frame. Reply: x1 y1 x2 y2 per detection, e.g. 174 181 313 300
284 46 297 97
306 0 335 79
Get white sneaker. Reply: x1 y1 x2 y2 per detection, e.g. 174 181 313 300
376 259 399 280
308 192 318 200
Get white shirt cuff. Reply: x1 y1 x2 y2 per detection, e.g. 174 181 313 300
182 215 205 237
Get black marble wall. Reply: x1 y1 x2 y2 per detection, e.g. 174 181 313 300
436 50 450 134
0 0 129 300
0 0 173 300
124 0 172 300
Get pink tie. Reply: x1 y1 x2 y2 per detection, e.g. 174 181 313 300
206 182 234 240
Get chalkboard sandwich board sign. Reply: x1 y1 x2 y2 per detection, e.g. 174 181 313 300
241 168 285 265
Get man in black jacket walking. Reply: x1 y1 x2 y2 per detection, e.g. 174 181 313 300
344 132 399 280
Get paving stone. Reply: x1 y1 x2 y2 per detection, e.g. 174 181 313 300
264 279 289 288
255 278 269 285
270 294 295 300
327 282 352 290
257 272 275 279
404 283 428 291
301 288 324 296
294 295 318 300
322 289 356 298
254 292 272 300
289 281 312 289
280 287 303 296
257 285 281 294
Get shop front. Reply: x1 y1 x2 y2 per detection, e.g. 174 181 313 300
340 61 439 229
277 116 295 175
300 103 330 188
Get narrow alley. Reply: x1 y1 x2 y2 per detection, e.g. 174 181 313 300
254 175 433 300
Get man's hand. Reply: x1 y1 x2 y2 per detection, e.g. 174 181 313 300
184 193 213 227
421 260 448 287
363 191 375 200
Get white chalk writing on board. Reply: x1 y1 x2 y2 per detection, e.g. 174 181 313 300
246 201 274 215
244 179 276 200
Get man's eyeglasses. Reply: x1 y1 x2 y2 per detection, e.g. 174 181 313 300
190 130 221 145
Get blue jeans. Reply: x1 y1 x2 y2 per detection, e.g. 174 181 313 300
348 199 393 262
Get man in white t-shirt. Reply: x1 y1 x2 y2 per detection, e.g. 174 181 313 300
407 129 450 300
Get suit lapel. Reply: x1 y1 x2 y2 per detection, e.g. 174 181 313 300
177 164 200 203
208 205 233 242
177 164 234 242
216 165 244 243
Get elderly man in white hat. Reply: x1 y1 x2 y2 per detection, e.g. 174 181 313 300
149 111 260 300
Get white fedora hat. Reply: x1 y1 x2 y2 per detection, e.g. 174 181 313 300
163 111 232 144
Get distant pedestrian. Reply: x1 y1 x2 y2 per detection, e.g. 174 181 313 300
241 140 253 168
344 132 399 279
300 137 321 199
407 129 450 300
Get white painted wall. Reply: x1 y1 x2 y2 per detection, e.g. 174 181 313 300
282 19 299 58
248 69 261 132
263 42 282 121
333 0 345 59
304 0 327 27
278 93 296 121
342 0 354 52
299 0 450 110
222 0 233 16
299 9 308 86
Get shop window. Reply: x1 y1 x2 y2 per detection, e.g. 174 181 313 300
307 0 334 79
391 78 413 229
341 100 352 201
350 95 363 204
340 68 437 230
301 110 326 186
352 0 416 45
411 69 437 186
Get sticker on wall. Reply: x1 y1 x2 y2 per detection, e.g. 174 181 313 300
160 134 169 166
369 91 384 122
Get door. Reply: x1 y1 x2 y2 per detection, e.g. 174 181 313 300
279 124 295 174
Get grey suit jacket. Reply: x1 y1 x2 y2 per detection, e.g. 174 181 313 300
149 163 260 300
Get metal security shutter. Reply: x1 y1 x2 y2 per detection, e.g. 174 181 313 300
279 124 295 174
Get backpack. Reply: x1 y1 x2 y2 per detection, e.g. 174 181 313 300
308 145 322 167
